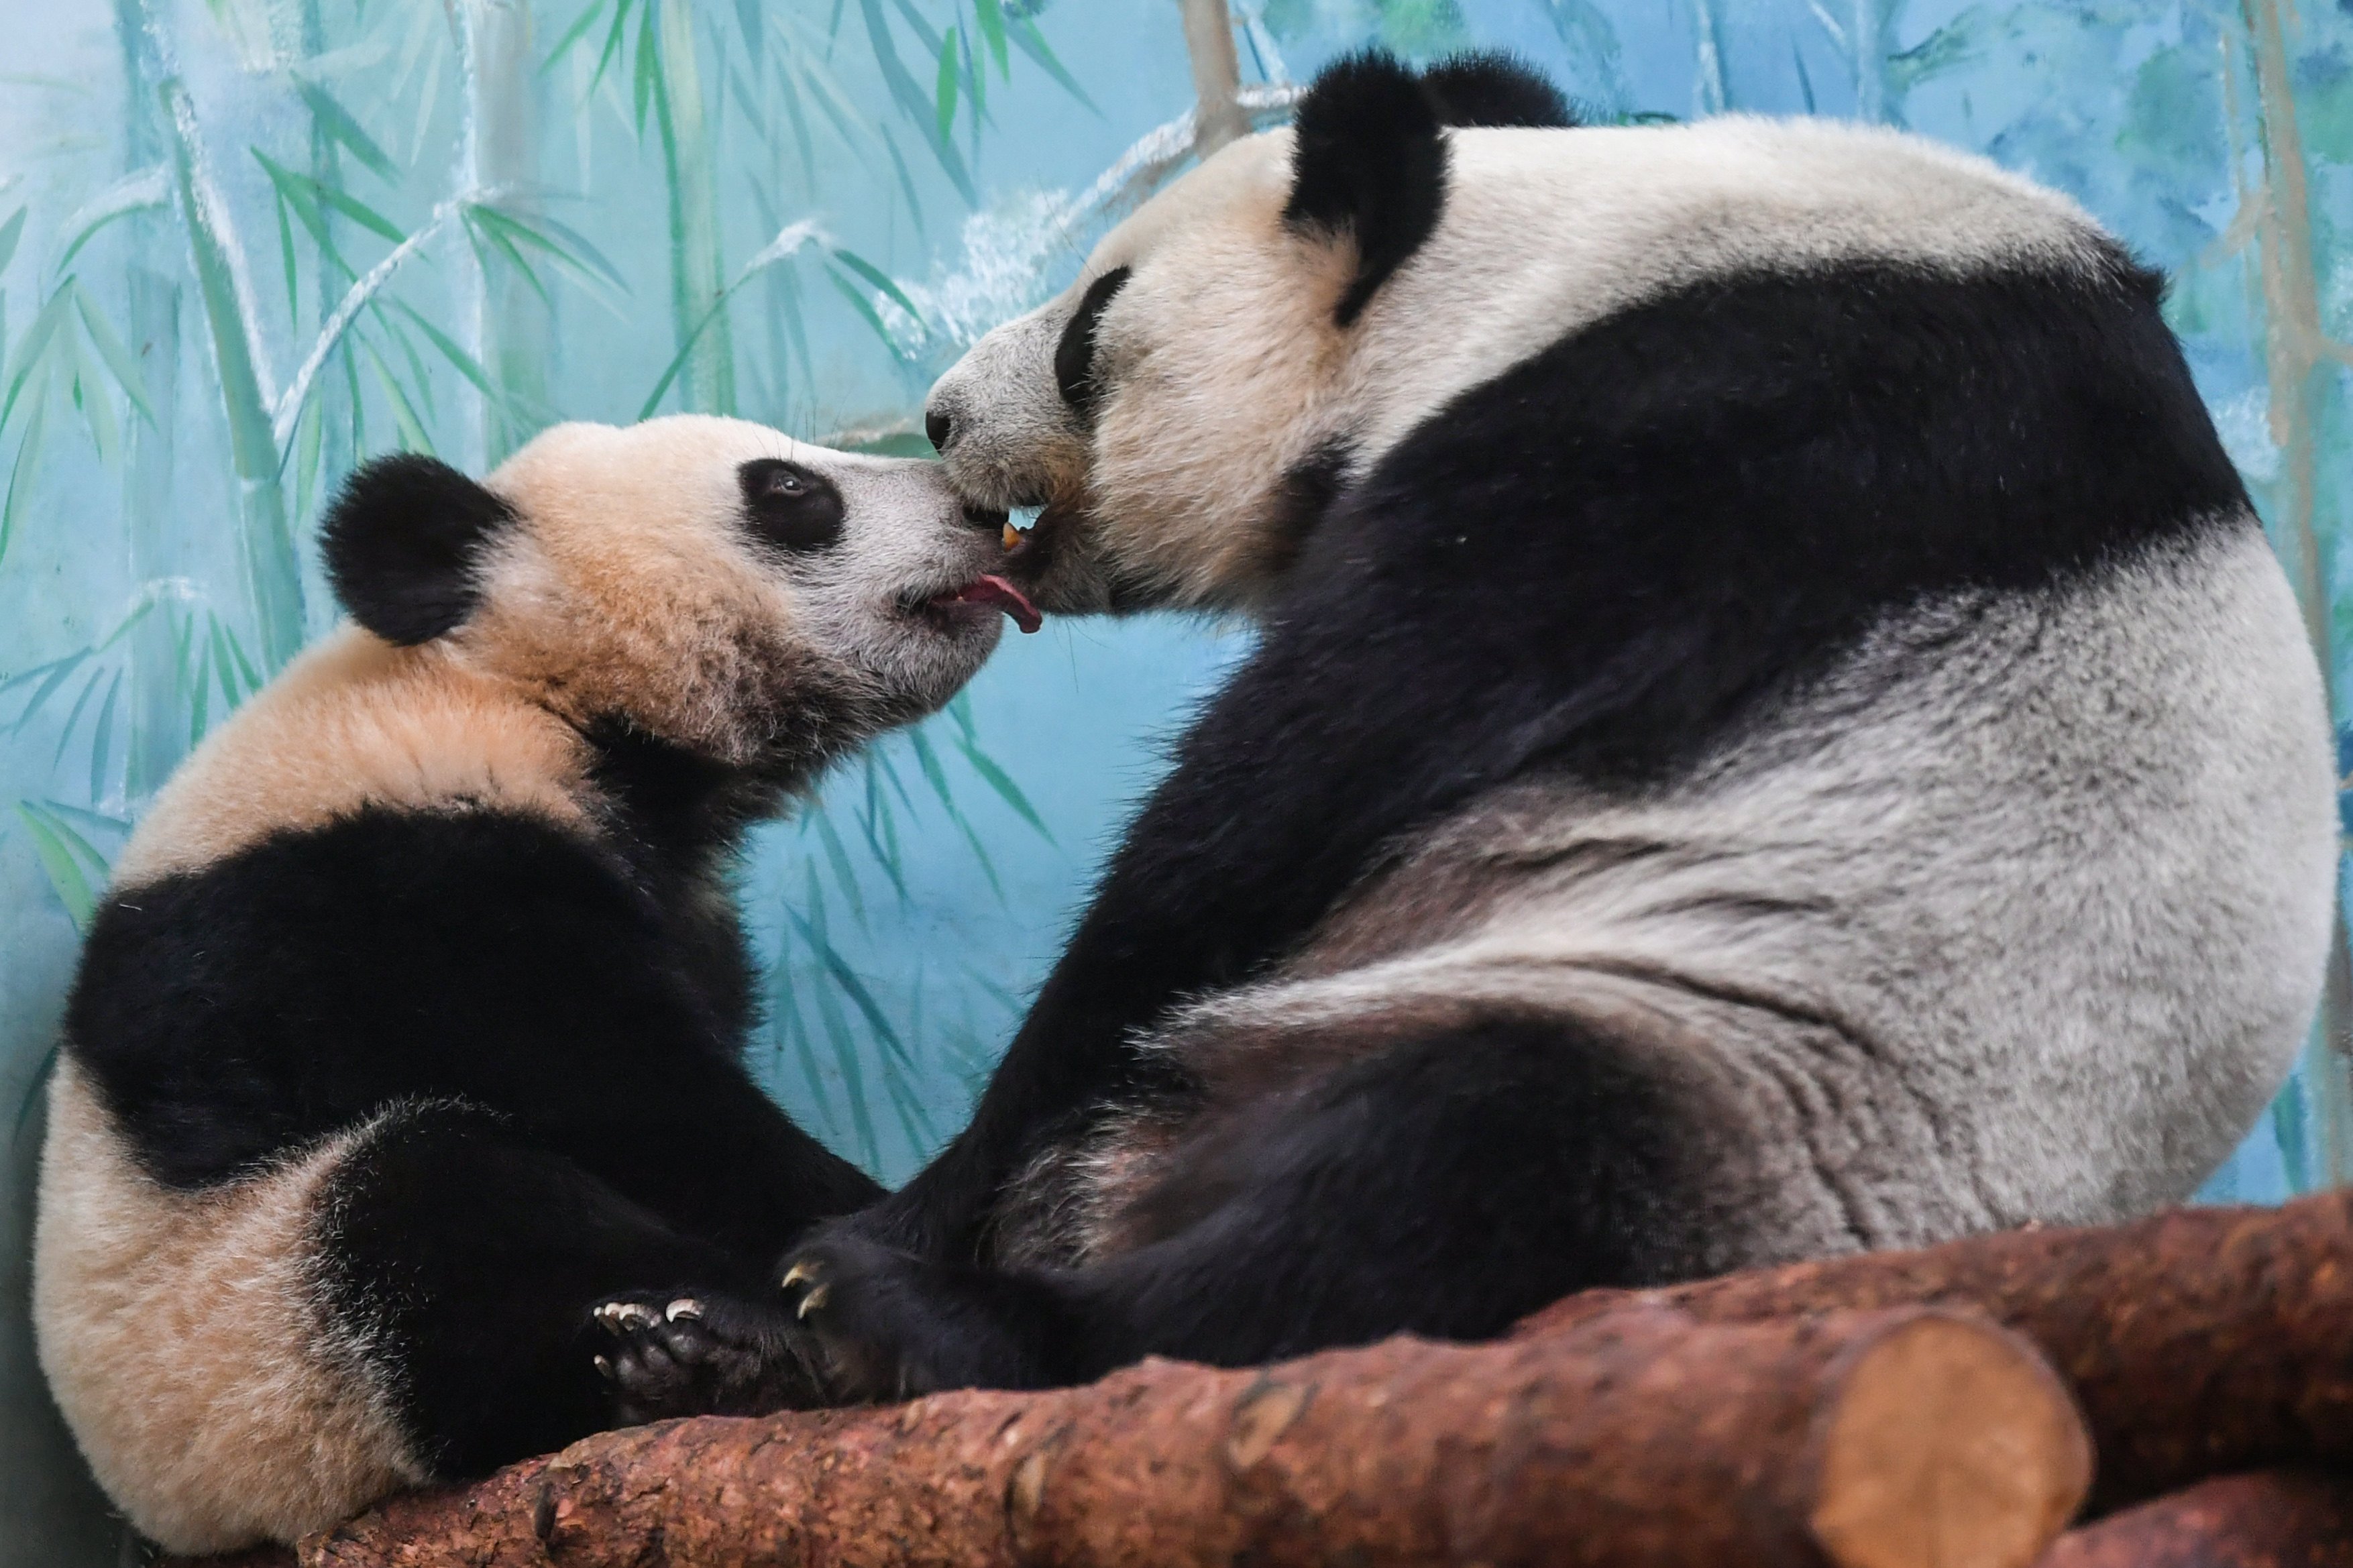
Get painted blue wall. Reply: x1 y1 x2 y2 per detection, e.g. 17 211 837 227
2 1 2346 1556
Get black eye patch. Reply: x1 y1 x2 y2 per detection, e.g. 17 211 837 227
1054 265 1132 418
738 459 844 555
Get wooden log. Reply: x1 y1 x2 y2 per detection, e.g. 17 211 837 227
166 1304 2086 1568
2034 1471 2353 1567
1516 1190 2353 1514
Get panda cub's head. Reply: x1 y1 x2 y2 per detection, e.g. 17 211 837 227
922 50 1575 616
322 415 1037 778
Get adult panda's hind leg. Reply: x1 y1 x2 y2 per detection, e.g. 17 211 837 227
317 1101 822 1476
789 1008 1784 1394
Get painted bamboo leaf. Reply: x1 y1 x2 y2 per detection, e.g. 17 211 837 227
163 76 305 670
13 801 107 929
52 172 164 274
935 23 961 143
0 376 51 569
859 0 979 203
1009 14 1098 114
538 0 608 74
48 666 107 773
3 284 80 431
975 0 1009 77
72 281 156 424
956 736 1054 844
292 79 397 181
828 245 924 321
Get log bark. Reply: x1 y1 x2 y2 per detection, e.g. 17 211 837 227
169 1304 2085 1568
1516 1190 2353 1514
2034 1471 2353 1567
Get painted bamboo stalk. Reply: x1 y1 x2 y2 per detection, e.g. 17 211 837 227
110 0 184 798
1851 0 1888 121
1178 0 1248 156
295 0 351 530
468 0 544 465
2240 0 2353 1186
655 0 733 415
152 44 304 671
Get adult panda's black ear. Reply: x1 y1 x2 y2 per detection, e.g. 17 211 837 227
1419 52 1577 129
1283 50 1447 329
321 453 518 646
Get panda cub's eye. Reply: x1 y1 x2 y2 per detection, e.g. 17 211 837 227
738 458 843 555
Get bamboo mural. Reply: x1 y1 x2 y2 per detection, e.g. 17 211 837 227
5 0 2353 1560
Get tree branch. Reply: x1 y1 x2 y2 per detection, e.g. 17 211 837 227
2036 1471 2353 1567
1517 1188 2353 1515
173 1304 2084 1568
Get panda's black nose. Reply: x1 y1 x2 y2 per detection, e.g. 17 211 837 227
925 408 954 454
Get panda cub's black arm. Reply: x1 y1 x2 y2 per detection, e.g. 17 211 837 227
68 805 878 1246
64 804 878 1479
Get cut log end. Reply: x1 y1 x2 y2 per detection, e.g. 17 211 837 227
1809 1312 2093 1568
1516 1189 2353 1515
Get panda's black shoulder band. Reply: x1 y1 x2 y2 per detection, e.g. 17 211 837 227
322 453 519 646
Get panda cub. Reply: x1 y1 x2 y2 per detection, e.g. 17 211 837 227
598 51 2334 1401
32 415 1038 1553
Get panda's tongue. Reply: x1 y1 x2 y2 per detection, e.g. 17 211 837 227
939 574 1043 634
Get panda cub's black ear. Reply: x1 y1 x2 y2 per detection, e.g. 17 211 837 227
1284 50 1572 329
321 453 518 646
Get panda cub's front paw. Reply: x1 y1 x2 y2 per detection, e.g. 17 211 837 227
590 1287 824 1424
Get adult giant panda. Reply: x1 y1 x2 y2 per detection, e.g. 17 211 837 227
32 415 1038 1552
604 52 2338 1404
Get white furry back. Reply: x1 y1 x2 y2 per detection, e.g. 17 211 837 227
1159 517 2335 1263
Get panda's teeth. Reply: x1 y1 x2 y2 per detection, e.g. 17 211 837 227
1003 521 1022 551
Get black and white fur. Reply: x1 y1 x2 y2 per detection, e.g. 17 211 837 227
31 415 1031 1552
692 54 2330 1400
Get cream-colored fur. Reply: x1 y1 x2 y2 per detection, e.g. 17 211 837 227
119 416 1005 885
930 115 2112 614
33 1060 427 1555
115 629 593 887
46 414 1014 1550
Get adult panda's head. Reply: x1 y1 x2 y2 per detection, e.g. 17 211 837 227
926 46 2107 619
320 415 1036 780
922 50 1576 616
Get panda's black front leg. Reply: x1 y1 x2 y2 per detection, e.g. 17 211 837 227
779 1233 1102 1398
785 1011 1724 1398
